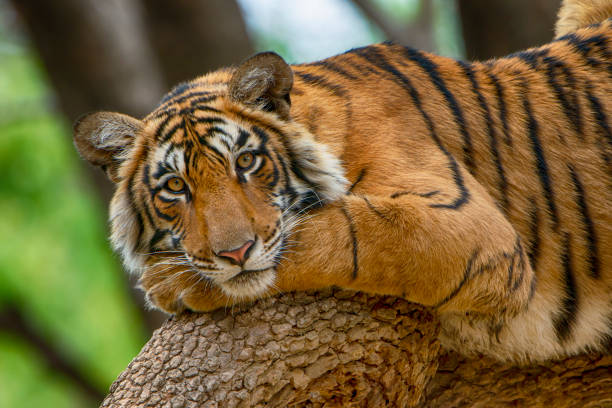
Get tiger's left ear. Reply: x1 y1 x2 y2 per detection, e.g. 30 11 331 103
229 52 293 119
73 111 143 183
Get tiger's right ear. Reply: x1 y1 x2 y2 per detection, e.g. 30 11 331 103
73 111 143 183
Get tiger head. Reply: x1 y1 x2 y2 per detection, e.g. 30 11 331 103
73 52 347 305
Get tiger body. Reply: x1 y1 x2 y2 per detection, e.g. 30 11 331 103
74 1 612 362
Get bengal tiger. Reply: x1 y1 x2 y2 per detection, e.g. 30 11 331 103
73 0 612 362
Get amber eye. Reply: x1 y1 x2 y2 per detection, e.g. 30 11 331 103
164 177 186 193
236 152 255 170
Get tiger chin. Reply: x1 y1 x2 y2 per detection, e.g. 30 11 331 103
74 0 612 363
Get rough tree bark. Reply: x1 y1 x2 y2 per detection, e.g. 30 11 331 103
100 289 611 407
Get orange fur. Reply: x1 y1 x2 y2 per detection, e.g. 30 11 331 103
74 6 612 361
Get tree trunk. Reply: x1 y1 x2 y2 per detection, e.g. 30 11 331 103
140 0 253 86
100 290 611 407
458 0 561 60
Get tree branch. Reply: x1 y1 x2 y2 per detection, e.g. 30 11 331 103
0 304 105 403
350 0 434 51
101 290 441 407
101 289 611 407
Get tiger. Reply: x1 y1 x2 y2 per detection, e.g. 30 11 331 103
73 0 612 362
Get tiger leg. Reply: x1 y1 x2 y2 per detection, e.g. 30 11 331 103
274 183 536 319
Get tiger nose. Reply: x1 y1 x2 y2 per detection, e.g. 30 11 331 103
217 240 255 266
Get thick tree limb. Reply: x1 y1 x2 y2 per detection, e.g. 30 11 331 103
101 290 441 407
420 351 611 407
100 289 611 407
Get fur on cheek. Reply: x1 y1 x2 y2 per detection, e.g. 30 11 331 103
286 126 349 202
109 186 147 275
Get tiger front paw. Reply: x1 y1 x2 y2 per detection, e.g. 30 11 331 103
140 268 230 314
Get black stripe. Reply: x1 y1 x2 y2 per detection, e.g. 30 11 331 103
434 250 479 308
193 117 226 125
265 126 321 195
351 46 470 210
274 150 299 209
153 115 174 141
141 164 161 227
236 129 250 149
188 95 218 107
293 71 348 97
348 168 366 192
153 205 176 222
522 80 559 229
554 233 579 342
159 91 216 109
196 137 227 167
390 190 439 199
149 229 169 250
204 126 230 139
340 204 359 280
401 46 476 174
193 105 222 113
261 148 280 189
585 82 612 147
157 195 178 204
485 70 512 147
557 33 612 74
159 82 197 104
161 122 184 143
362 196 393 223
153 162 172 179
568 165 600 279
308 60 359 80
126 170 145 251
585 82 612 189
526 197 541 270
514 50 583 136
251 126 270 143
459 61 509 213
543 55 582 136
502 237 524 291
297 191 322 210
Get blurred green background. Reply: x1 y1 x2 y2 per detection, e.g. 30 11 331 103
0 0 559 406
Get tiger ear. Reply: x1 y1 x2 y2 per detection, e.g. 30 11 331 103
73 111 143 183
229 52 293 119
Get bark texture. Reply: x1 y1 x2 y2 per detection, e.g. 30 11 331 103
101 290 611 407
420 351 612 407
101 290 441 407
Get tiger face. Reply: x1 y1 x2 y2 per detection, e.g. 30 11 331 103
74 52 347 304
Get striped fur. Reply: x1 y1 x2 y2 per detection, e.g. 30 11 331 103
74 2 612 361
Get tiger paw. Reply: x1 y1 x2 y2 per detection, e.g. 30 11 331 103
140 269 230 314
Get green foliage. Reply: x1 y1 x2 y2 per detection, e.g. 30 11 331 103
0 48 146 406
0 334 90 408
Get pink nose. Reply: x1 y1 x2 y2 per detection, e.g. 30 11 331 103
217 240 254 266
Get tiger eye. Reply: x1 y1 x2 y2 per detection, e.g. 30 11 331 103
236 152 255 169
165 177 185 193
